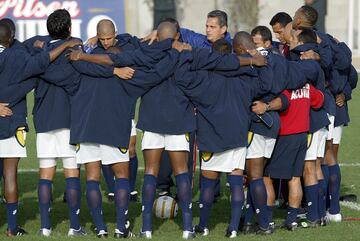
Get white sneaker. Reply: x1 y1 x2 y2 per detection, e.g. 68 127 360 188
326 211 342 222
182 230 196 239
38 228 52 237
139 230 152 239
68 227 87 236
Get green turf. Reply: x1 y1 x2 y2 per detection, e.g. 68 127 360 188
0 86 359 240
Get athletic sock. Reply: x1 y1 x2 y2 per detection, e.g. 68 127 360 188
198 175 217 229
6 202 18 232
328 164 341 214
86 180 106 232
243 189 254 224
115 178 130 232
318 179 326 219
227 175 244 232
66 177 81 230
249 178 269 229
266 205 273 224
176 172 193 232
141 174 157 232
321 164 330 209
101 164 115 194
129 156 138 192
286 206 298 225
38 179 52 229
304 184 319 222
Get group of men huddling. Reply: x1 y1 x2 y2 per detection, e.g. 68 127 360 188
0 5 357 239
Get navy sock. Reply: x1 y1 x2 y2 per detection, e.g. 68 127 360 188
101 164 115 194
86 180 106 232
304 184 319 222
243 189 254 224
198 175 217 229
318 179 326 219
141 174 157 232
286 206 298 225
227 175 244 232
328 164 341 214
129 156 138 192
38 179 52 229
321 164 330 209
266 205 273 224
66 177 81 230
115 178 130 232
6 202 18 232
249 178 269 229
176 172 193 232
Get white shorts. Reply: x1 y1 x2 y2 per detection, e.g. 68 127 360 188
326 114 335 140
246 133 276 159
305 128 327 160
201 147 246 173
36 129 76 158
0 129 27 158
39 157 79 169
141 131 189 151
131 119 137 137
332 125 344 145
76 142 129 165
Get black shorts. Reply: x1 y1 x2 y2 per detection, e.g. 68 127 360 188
264 133 307 179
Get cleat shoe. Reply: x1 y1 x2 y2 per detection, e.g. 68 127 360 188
241 222 254 234
194 225 209 236
108 193 115 202
299 219 319 228
6 226 28 237
114 228 135 238
279 222 298 231
182 230 196 239
139 230 152 239
269 222 275 231
38 228 52 237
97 229 108 238
68 226 87 236
255 226 273 235
130 191 139 202
225 229 237 238
326 212 342 222
320 216 329 226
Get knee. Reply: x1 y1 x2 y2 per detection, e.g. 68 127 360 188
145 164 159 177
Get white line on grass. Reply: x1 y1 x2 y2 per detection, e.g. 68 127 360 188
18 167 146 173
341 201 360 212
339 163 360 167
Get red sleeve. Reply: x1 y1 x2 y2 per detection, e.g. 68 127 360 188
310 84 324 110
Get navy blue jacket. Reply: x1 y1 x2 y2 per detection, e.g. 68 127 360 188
180 28 232 48
70 40 179 148
25 37 81 133
290 43 330 133
174 51 272 153
0 47 50 139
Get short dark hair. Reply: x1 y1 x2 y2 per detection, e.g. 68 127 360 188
212 38 232 54
297 27 317 44
300 5 318 26
0 18 15 37
0 22 11 45
207 10 228 27
251 25 272 42
159 17 180 33
47 9 71 39
269 12 292 27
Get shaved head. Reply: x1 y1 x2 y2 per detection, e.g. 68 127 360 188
233 31 256 50
97 19 115 35
97 19 117 50
157 21 178 41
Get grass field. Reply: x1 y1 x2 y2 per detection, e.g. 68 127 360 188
0 86 359 240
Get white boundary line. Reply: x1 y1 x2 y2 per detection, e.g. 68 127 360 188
341 201 360 212
339 163 360 167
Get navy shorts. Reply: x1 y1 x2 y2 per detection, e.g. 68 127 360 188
264 133 307 179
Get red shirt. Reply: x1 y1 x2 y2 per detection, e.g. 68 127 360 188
279 84 324 136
